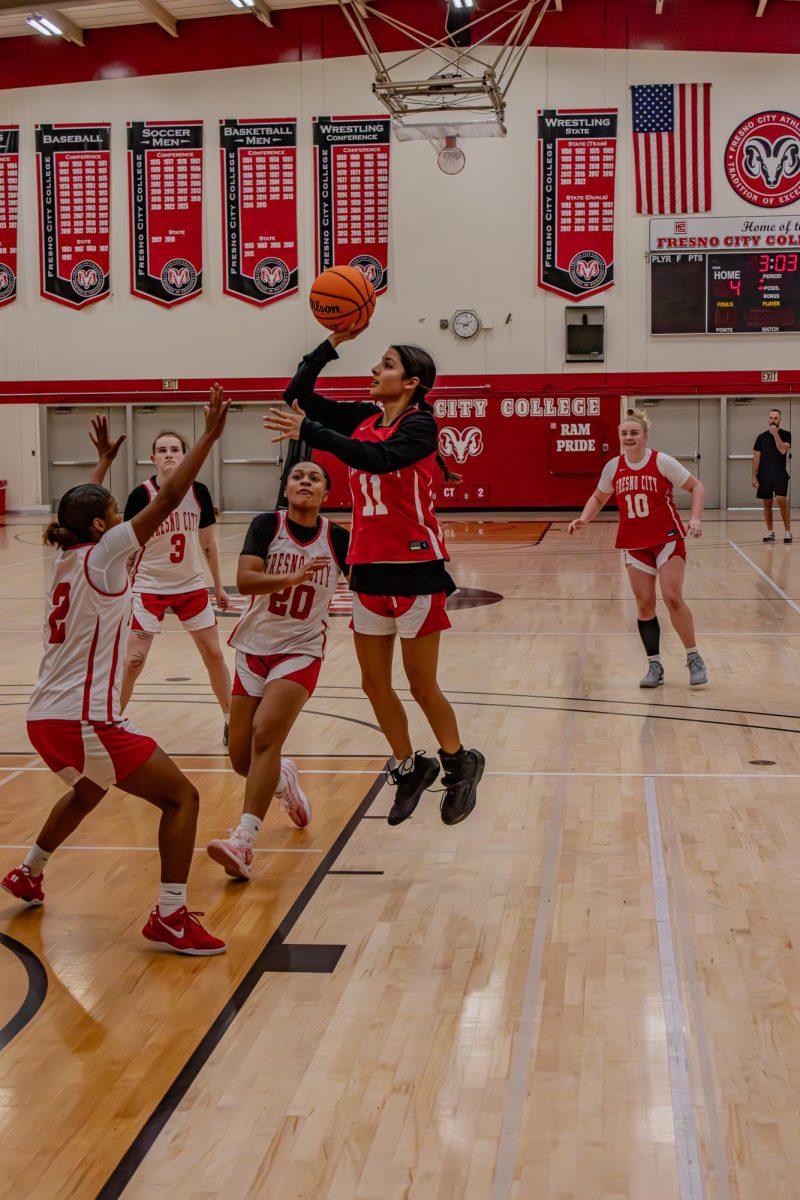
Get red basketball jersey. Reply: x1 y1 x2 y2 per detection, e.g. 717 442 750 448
610 450 686 549
346 411 448 565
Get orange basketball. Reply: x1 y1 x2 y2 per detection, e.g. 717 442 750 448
309 266 376 332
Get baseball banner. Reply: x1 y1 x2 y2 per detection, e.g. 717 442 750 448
35 123 111 309
128 121 203 307
538 108 617 301
220 119 298 306
0 126 18 307
313 115 390 293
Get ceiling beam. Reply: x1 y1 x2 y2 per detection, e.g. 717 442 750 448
755 0 768 13
37 7 84 42
252 0 272 25
655 0 665 13
138 0 177 35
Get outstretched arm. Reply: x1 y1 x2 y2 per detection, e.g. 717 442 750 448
284 332 377 435
88 415 126 486
264 403 438 474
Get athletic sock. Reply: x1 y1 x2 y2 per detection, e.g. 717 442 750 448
158 883 187 918
647 654 662 664
637 616 661 657
23 843 50 876
234 813 261 846
686 646 698 660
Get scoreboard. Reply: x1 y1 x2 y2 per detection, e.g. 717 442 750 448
648 216 800 336
651 250 800 335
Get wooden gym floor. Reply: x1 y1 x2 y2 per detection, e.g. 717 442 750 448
2 511 800 1200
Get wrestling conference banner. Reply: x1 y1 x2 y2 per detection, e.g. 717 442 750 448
538 108 617 301
0 127 18 308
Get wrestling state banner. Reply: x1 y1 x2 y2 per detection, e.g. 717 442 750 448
313 115 390 293
220 119 298 306
538 109 617 301
35 123 111 309
0 127 18 307
128 121 203 307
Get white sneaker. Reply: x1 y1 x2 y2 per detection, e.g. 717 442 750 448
206 831 253 879
277 758 312 829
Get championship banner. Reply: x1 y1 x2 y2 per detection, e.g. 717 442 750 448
220 119 298 306
0 127 18 307
35 123 111 309
128 121 203 307
538 109 617 301
313 115 390 293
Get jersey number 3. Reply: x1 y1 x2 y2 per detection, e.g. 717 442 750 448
624 494 650 519
169 533 186 563
48 581 72 644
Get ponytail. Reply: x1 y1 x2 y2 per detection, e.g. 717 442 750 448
47 483 112 549
44 521 81 549
391 344 437 410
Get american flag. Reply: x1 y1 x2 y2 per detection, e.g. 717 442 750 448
631 83 711 215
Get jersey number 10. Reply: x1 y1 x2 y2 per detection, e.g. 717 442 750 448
624 493 650 519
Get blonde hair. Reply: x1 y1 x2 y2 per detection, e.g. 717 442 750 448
621 407 651 433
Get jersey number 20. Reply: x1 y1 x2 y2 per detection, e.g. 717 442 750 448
48 581 71 644
624 494 650 519
268 584 314 621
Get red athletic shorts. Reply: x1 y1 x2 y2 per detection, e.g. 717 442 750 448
232 651 322 699
27 718 157 790
131 588 216 634
350 592 451 638
624 539 687 575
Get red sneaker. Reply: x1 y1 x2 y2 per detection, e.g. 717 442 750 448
1 863 44 906
141 905 226 955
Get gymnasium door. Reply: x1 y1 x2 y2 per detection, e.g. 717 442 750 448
219 403 283 511
130 405 213 495
45 405 127 512
726 397 793 508
636 397 721 509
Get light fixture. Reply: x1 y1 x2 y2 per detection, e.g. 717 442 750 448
26 9 84 43
27 13 56 34
230 0 255 8
450 0 476 8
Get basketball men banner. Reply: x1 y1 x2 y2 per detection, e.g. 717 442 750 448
313 116 390 294
0 127 18 308
128 121 203 307
537 109 617 301
35 123 111 309
220 119 298 306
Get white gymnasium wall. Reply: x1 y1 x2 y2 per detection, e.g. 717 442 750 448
2 45 800 504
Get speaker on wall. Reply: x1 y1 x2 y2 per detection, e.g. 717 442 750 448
565 306 605 362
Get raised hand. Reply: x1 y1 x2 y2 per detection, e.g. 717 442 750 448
89 414 126 463
328 321 368 349
262 399 305 443
203 383 231 441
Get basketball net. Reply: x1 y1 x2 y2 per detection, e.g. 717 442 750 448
392 116 506 173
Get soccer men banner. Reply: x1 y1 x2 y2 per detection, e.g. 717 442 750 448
220 119 298 306
538 109 617 301
313 116 390 293
0 127 18 307
128 121 203 307
35 123 111 309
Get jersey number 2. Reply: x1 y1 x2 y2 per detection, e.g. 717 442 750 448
169 533 186 563
48 581 71 644
624 494 650 519
358 474 388 517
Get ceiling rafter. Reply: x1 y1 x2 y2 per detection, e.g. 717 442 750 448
137 0 177 36
755 0 768 14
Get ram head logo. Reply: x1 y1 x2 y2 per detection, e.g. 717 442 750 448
438 425 483 465
259 265 284 288
742 135 800 189
575 258 601 281
0 271 8 290
359 262 378 283
76 268 98 289
167 266 191 288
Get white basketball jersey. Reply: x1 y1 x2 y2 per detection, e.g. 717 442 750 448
28 536 136 723
229 512 340 658
130 480 207 594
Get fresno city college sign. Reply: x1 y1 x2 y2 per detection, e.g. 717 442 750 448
725 111 800 208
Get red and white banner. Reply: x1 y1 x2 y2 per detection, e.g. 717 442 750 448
313 115 390 293
35 123 110 309
0 127 18 307
128 121 203 306
538 109 617 301
220 119 298 306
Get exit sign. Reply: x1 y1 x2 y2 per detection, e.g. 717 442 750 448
761 371 779 383
162 378 179 391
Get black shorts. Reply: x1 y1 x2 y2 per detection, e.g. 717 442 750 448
757 476 789 500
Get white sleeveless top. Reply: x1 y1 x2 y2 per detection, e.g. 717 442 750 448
28 521 140 723
229 511 340 659
129 480 207 595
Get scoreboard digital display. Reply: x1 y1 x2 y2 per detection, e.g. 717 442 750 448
651 251 800 335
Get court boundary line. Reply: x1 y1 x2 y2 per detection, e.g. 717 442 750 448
94 767 387 1200
0 933 49 1052
726 538 800 615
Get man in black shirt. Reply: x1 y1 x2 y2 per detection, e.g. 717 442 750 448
752 408 791 543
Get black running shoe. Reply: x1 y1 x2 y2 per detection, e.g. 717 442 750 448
386 752 440 826
438 748 485 825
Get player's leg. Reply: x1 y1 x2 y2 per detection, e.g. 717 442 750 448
657 555 708 685
354 630 412 760
189 624 232 723
762 495 775 539
120 628 154 710
208 679 309 879
227 694 260 777
120 747 225 953
400 631 484 826
776 488 791 538
626 557 663 687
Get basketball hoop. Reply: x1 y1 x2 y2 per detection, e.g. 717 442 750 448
393 116 505 171
437 136 466 175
